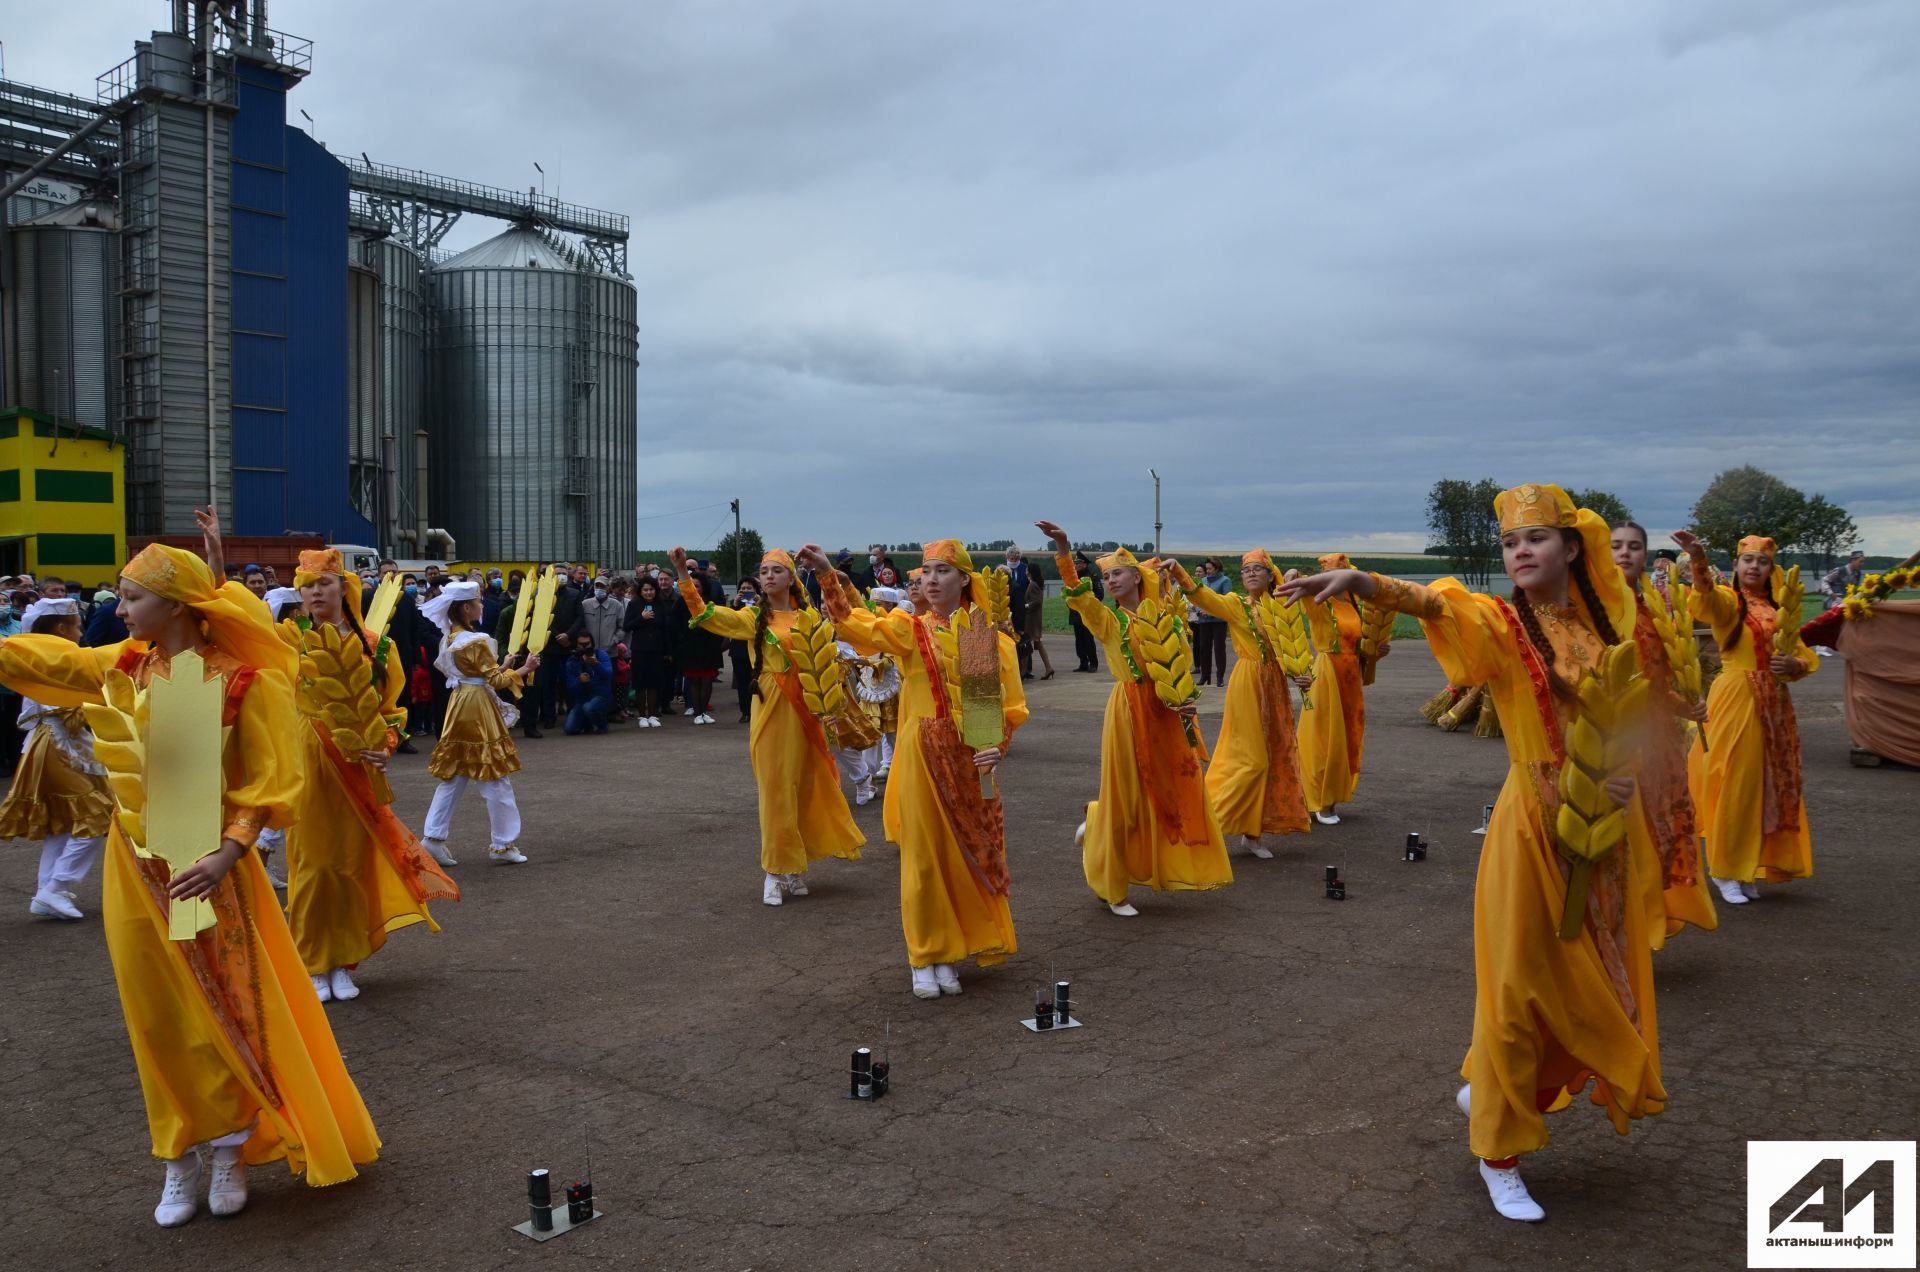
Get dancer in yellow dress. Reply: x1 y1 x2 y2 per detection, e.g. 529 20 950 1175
0 545 378 1227
418 581 538 866
672 546 863 907
801 543 1026 999
1672 530 1817 905
1282 484 1664 1224
277 548 459 1003
1035 521 1231 916
1167 552 1311 856
1610 522 1716 939
3 598 113 920
1292 552 1379 824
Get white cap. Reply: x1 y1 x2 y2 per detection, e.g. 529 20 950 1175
19 597 80 628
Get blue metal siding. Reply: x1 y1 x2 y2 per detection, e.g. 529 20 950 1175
284 129 368 542
228 65 290 535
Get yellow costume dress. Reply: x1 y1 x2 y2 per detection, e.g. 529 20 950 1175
1 701 113 841
420 590 532 856
1687 539 1818 885
1365 485 1665 1163
1297 552 1370 814
1170 557 1309 839
280 591 459 979
1628 584 1715 939
682 562 864 876
1057 550 1231 904
822 549 1027 968
0 546 378 1182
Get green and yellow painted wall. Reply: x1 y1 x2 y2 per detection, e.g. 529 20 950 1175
0 408 126 583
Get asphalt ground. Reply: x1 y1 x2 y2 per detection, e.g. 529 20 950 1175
5 650 1916 1270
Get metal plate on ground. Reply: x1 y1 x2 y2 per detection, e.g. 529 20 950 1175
1020 1016 1083 1033
511 1208 603 1242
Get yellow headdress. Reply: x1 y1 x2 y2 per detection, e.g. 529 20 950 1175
120 543 296 681
922 539 992 608
1317 552 1352 572
1736 535 1778 560
292 547 363 615
1492 483 1635 640
1096 545 1139 574
760 547 796 573
1241 548 1276 573
1092 545 1163 602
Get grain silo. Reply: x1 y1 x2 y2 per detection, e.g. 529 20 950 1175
4 200 121 433
346 258 381 532
429 225 636 566
360 235 428 554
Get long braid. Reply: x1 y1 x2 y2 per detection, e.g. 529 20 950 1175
1569 556 1622 646
1723 576 1780 653
1511 587 1576 701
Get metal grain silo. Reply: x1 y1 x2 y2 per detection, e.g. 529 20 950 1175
360 235 427 552
429 225 635 566
346 260 381 530
5 201 121 434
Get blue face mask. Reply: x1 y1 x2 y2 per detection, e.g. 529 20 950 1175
404 584 418 596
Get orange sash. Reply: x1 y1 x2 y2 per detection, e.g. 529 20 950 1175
1124 680 1212 845
312 721 460 906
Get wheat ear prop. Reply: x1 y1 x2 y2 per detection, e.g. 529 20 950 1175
301 623 395 802
787 607 847 723
1356 601 1395 686
1553 641 1649 940
1132 597 1201 746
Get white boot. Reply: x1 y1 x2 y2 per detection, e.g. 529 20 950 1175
421 836 458 867
153 1151 201 1227
933 964 962 995
762 873 784 907
1244 836 1274 860
328 967 360 1001
910 966 940 1000
1478 1159 1546 1222
310 973 333 1003
1714 877 1749 906
207 1144 248 1217
783 873 809 897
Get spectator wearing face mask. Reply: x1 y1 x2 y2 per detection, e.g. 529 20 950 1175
581 575 623 651
480 571 507 632
563 633 614 735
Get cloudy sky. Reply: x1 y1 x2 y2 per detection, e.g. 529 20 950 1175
17 1 1920 554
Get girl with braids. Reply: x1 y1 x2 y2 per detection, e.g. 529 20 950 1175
1290 551 1381 824
1035 521 1231 917
799 542 1026 1000
1610 522 1717 939
1671 530 1817 905
1166 550 1312 855
1282 484 1665 1224
276 548 460 1003
671 546 863 908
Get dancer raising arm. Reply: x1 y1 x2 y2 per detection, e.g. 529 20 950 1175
799 542 1026 1000
418 582 537 866
1281 484 1664 1225
1610 522 1716 939
0 545 377 1227
672 546 863 908
1166 552 1311 857
1035 521 1231 916
1671 530 1817 905
1291 552 1380 825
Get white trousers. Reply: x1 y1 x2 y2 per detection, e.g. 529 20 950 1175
423 775 521 849
838 746 879 784
37 833 104 893
878 732 895 772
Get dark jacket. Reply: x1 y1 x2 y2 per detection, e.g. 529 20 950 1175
82 597 129 647
566 648 613 700
622 594 673 658
545 583 586 652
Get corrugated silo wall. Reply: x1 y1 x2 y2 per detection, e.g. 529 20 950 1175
7 223 121 433
583 271 637 570
347 262 381 532
364 238 425 549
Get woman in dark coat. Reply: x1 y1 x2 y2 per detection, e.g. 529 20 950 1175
623 578 674 727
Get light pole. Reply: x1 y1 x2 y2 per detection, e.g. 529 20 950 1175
730 498 742 584
1149 468 1162 556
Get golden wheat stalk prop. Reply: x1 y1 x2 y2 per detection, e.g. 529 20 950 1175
1356 601 1394 686
787 607 847 724
1259 596 1315 707
1771 564 1804 682
1132 597 1201 746
983 569 1012 629
1553 641 1648 940
1645 578 1706 751
301 623 395 803
1438 683 1483 732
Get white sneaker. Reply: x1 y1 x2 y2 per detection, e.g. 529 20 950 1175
207 1144 248 1217
698 713 716 724
648 716 662 727
328 967 360 1001
784 873 809 897
1740 881 1760 900
1074 821 1087 848
1314 811 1342 826
153 1151 201 1227
1478 1159 1546 1222
1244 837 1274 859
910 966 940 1000
693 715 707 726
763 873 784 906
684 707 696 717
311 973 333 1003
490 845 528 864
1108 901 1140 917
422 837 458 867
1456 1083 1471 1117
29 887 83 920
933 963 962 995
855 778 875 806
1715 877 1749 906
